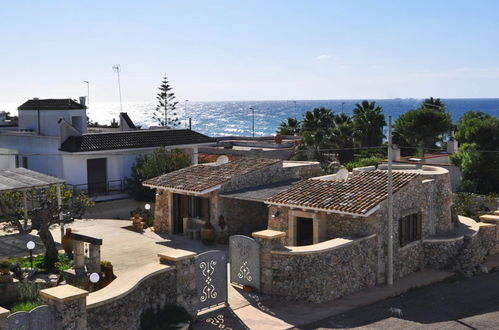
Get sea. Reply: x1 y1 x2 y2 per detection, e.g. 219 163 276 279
2 98 499 137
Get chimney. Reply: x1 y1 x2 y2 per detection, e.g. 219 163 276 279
58 117 81 144
391 144 401 161
79 96 86 107
119 112 137 131
447 131 458 154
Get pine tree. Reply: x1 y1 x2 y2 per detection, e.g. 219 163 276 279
153 75 179 127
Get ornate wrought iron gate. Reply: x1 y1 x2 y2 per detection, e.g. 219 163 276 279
8 305 54 330
229 235 260 291
195 250 228 311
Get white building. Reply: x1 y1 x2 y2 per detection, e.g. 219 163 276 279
0 98 213 197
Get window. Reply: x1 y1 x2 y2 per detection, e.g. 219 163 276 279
399 213 421 247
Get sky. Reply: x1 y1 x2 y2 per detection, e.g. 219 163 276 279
1 0 499 104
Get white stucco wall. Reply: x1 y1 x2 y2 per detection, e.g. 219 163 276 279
18 109 87 136
0 148 18 170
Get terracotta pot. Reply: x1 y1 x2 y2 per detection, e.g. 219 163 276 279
201 228 216 245
62 228 73 255
0 267 10 275
274 135 283 144
0 272 13 283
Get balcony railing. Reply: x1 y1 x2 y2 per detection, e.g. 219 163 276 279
67 179 126 197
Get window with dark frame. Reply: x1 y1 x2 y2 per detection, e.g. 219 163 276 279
399 213 421 247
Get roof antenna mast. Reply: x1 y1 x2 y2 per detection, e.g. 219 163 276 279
112 64 123 112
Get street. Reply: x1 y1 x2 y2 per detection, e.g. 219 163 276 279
299 270 499 329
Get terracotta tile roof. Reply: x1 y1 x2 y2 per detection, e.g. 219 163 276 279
18 98 86 110
143 158 282 193
265 170 419 216
59 129 214 152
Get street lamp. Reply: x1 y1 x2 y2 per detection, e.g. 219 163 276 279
26 241 35 270
341 102 345 113
184 100 189 128
83 80 90 106
89 272 100 291
249 107 255 137
144 203 151 211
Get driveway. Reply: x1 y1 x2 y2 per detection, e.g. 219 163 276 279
298 270 499 329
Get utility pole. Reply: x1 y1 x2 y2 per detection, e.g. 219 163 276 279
293 100 297 119
83 81 90 106
341 102 345 113
185 100 189 128
387 115 394 285
112 65 123 112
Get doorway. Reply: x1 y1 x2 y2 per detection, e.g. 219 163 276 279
296 217 313 246
87 158 107 195
173 194 210 234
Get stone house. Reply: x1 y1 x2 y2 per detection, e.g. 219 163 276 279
143 158 322 235
265 165 457 281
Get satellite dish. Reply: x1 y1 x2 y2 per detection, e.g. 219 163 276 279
216 155 229 165
336 168 349 181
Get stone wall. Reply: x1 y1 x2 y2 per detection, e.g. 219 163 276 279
153 190 170 233
267 205 290 245
221 198 268 236
396 242 424 277
423 238 462 269
270 235 377 303
325 213 377 239
220 161 322 193
87 266 176 330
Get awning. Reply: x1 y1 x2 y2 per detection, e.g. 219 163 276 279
220 179 299 202
0 168 65 192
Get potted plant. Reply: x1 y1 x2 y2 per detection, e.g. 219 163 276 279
61 228 73 256
0 260 11 275
274 135 283 144
201 219 216 245
0 260 13 283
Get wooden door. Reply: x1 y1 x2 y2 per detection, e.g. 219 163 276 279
87 158 107 195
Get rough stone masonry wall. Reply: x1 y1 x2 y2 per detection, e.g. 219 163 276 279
325 213 377 239
87 268 176 330
221 198 268 236
424 172 453 233
220 161 323 193
267 205 290 245
270 235 377 303
153 190 170 233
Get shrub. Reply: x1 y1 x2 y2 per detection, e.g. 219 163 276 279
19 280 42 303
10 301 42 313
344 156 384 171
125 148 191 201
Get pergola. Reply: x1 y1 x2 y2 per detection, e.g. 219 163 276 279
0 167 66 232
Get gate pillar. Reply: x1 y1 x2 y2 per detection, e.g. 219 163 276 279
158 249 197 317
252 230 286 295
0 307 9 330
40 285 88 330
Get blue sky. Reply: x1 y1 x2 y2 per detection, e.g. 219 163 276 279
1 0 499 103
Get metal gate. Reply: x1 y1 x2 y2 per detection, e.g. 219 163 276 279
229 235 260 291
8 305 54 330
196 250 228 311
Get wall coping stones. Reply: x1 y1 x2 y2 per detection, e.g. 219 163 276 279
494 211 499 216
158 249 197 262
423 236 463 244
399 239 423 251
252 229 286 239
40 284 89 303
0 307 9 319
271 234 376 255
87 263 173 309
480 214 499 222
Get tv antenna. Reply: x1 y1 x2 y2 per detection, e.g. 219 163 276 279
112 64 123 112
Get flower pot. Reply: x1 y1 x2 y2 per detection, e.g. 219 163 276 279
62 228 73 255
201 228 216 245
0 267 10 276
274 135 283 144
0 272 13 283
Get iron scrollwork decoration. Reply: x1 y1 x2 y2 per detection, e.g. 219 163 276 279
229 235 260 291
196 250 228 311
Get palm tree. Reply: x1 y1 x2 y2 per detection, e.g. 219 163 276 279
352 100 386 147
421 97 446 112
301 107 335 135
276 117 301 136
331 113 354 148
